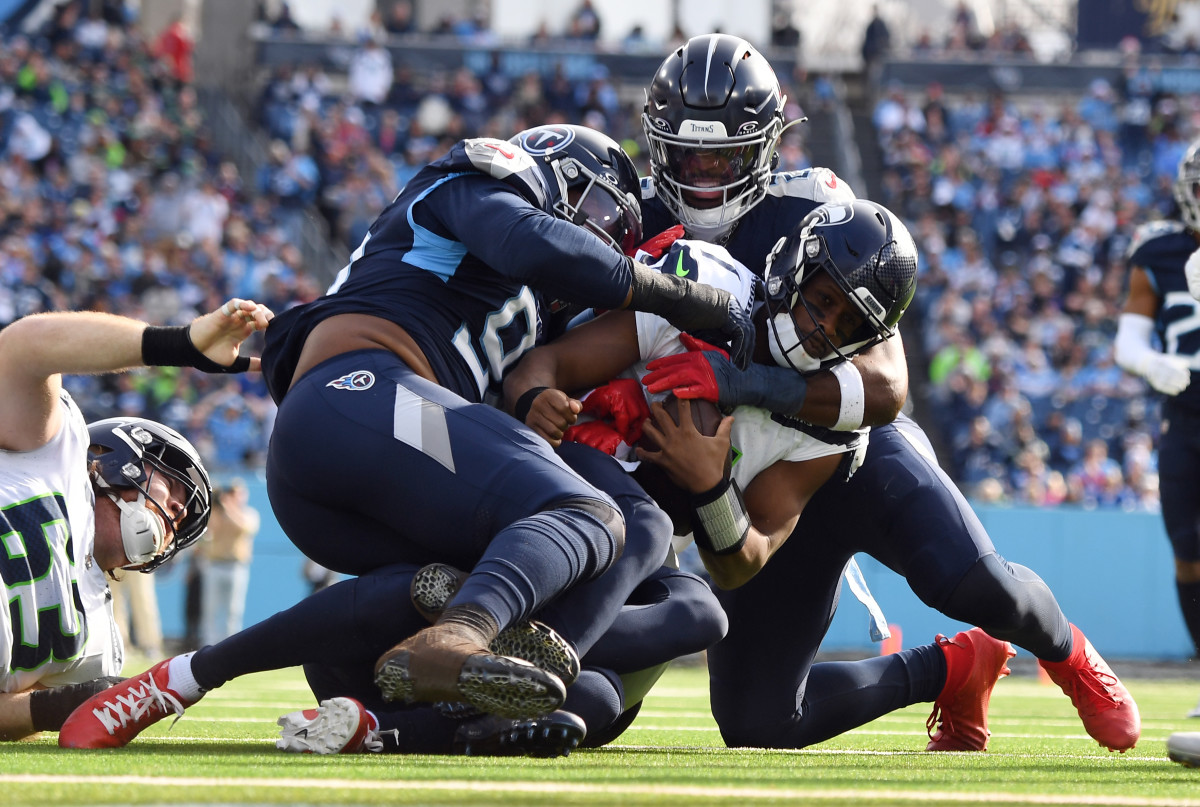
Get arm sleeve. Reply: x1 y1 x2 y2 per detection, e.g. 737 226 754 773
1113 312 1156 376
422 174 632 310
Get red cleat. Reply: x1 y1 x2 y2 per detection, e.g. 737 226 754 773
58 658 201 749
1038 624 1140 752
926 627 1015 751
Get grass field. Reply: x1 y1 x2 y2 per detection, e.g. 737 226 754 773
3 658 1200 806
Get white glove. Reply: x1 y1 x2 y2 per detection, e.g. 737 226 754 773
1187 248 1200 302
1143 352 1193 396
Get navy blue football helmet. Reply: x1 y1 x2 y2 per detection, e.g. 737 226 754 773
88 417 212 572
763 200 918 372
642 34 788 240
510 123 643 256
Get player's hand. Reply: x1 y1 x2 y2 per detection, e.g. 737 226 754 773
1144 352 1192 396
720 296 755 371
636 398 733 494
563 420 625 456
580 378 651 445
189 298 274 373
520 387 581 447
642 334 726 403
1187 248 1200 301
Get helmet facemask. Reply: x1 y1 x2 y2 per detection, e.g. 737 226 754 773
643 118 782 240
1175 142 1200 231
763 202 918 373
88 419 211 572
547 152 643 256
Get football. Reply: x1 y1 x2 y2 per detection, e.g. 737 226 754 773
637 395 724 451
632 395 729 535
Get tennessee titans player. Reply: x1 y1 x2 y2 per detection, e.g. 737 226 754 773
633 33 1140 752
55 124 742 754
1117 140 1200 686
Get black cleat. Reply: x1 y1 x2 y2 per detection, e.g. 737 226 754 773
452 709 586 757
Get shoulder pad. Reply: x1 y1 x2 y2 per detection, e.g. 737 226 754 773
654 239 757 309
1128 219 1187 257
462 137 538 178
767 168 856 203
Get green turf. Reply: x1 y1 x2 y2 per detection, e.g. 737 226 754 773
3 660 1199 806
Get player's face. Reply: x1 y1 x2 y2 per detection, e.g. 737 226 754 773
666 146 755 209
93 469 190 571
793 271 866 356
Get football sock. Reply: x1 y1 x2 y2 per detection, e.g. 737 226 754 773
168 652 205 701
454 500 620 630
941 553 1071 662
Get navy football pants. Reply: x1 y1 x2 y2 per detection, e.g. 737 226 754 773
708 414 1073 748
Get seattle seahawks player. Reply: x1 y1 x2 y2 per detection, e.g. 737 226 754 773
1117 140 1200 685
0 298 264 741
635 33 1140 752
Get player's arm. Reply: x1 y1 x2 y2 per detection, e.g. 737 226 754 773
0 299 272 451
637 399 842 589
503 310 643 446
0 677 125 741
1114 266 1191 396
643 329 907 430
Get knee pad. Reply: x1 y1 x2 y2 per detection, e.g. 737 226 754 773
555 496 626 560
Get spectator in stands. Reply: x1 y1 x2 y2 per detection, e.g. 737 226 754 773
348 33 394 109
153 14 194 85
861 4 891 78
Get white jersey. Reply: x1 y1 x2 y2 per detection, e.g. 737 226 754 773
623 238 866 490
0 391 121 692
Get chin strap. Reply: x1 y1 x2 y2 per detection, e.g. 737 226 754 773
107 492 166 568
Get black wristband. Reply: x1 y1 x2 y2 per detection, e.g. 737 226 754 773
690 477 750 556
513 386 550 424
29 676 126 732
142 325 250 374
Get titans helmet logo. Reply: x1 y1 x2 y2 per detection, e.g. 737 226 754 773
515 124 576 156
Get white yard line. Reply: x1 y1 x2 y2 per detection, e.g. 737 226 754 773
0 773 1197 805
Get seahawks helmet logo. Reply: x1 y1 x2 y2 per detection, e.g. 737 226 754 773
327 371 375 391
515 125 576 156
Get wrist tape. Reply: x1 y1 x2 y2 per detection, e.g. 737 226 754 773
513 386 550 424
142 325 249 373
830 360 865 431
691 477 750 555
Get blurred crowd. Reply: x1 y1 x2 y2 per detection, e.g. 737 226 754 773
872 47 1191 510
0 1 322 474
1 1 1183 512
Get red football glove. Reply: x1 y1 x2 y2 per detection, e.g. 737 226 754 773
563 420 625 456
642 333 729 402
580 378 651 445
634 225 686 260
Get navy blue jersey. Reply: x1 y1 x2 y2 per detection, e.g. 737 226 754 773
1127 220 1200 412
640 167 855 277
262 139 634 405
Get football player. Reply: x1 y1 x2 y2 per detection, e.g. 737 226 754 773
0 298 266 740
58 125 730 755
630 33 1139 752
1116 139 1200 705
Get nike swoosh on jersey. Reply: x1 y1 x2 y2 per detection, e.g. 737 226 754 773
675 252 689 277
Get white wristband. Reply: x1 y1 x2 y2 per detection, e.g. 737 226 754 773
831 360 866 431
